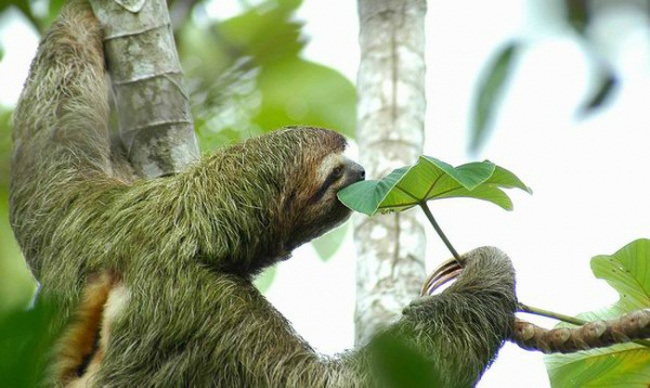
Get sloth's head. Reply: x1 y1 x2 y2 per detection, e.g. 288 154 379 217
237 127 364 251
277 127 365 251
200 126 364 273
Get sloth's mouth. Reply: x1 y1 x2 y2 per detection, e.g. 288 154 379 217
339 166 365 191
334 168 364 209
348 163 366 184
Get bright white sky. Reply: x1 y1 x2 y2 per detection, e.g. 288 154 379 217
2 0 650 386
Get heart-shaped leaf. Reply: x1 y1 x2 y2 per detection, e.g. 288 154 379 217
338 156 531 216
545 239 650 387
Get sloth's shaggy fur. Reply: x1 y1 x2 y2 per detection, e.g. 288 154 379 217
10 1 517 386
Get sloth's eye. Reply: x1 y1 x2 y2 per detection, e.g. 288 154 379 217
332 165 343 178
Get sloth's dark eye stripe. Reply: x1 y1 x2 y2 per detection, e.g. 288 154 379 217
309 171 340 204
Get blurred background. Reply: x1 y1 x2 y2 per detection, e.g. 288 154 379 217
1 0 649 386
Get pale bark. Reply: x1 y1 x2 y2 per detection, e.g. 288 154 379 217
354 0 427 344
89 0 199 178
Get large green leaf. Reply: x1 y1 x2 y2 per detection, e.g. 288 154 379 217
545 239 650 387
337 157 530 216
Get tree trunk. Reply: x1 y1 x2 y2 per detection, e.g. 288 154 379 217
89 0 199 178
354 0 427 344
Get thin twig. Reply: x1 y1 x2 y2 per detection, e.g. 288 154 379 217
419 203 461 262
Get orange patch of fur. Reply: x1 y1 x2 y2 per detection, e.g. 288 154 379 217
52 271 119 385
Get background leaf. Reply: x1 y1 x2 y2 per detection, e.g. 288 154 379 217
254 266 277 293
369 330 444 387
470 41 521 153
0 108 34 311
253 59 356 138
0 299 57 388
578 65 618 117
179 0 356 145
312 223 348 262
565 0 589 34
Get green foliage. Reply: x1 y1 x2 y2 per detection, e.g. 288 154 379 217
565 0 589 34
254 265 277 293
312 223 348 262
470 41 520 153
179 0 356 149
253 59 356 137
578 64 618 116
369 331 443 387
0 108 35 311
545 239 650 386
0 0 64 33
218 0 304 63
0 299 57 388
337 156 531 216
469 1 620 135
562 0 617 115
0 108 11 183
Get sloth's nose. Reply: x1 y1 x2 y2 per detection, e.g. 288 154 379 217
350 163 365 181
358 167 366 180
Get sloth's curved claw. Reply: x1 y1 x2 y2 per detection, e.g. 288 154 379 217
420 257 464 296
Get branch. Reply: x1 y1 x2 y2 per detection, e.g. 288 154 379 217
511 310 650 353
421 250 650 353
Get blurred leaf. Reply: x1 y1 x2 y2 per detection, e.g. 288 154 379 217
0 0 10 12
370 331 443 387
0 108 33 310
338 157 531 216
312 222 348 262
470 41 521 153
0 0 29 17
565 0 590 34
0 108 12 183
218 0 304 64
45 0 66 27
254 59 356 138
0 197 34 311
578 66 618 116
254 265 277 293
0 299 57 387
181 0 356 145
546 239 650 386
1 0 61 33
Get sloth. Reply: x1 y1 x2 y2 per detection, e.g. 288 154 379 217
10 1 517 386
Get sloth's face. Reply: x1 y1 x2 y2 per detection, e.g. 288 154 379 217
283 150 365 252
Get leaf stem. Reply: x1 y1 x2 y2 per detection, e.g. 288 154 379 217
419 203 461 262
518 302 585 325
